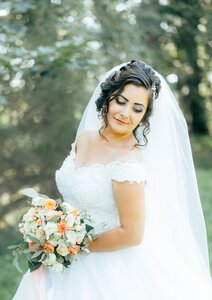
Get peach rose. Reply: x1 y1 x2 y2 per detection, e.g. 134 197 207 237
44 198 57 210
72 209 78 217
43 243 55 253
36 218 42 226
57 221 68 234
34 207 39 213
67 245 80 256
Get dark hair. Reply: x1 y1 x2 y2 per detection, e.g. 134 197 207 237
95 60 161 147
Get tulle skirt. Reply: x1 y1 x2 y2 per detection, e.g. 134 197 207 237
13 237 212 300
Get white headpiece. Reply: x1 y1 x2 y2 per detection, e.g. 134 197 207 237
73 61 210 276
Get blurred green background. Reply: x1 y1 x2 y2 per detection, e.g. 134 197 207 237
0 0 211 299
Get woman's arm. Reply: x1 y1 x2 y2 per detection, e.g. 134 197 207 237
86 180 145 252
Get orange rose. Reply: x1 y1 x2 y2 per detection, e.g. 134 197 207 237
28 242 41 253
43 243 55 253
67 245 80 256
36 218 42 226
44 198 57 210
57 221 68 234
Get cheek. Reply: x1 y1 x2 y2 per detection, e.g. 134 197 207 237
108 101 118 115
133 111 146 126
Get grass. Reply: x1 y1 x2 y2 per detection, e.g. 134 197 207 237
0 254 27 300
0 135 212 300
196 168 212 269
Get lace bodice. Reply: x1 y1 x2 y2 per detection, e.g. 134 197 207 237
55 142 147 231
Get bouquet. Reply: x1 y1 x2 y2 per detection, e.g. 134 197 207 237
8 188 106 273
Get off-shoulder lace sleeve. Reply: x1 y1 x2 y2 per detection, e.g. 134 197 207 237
108 160 147 184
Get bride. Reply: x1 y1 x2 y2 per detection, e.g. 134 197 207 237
13 60 212 299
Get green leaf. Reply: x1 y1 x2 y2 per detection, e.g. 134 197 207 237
23 243 40 253
26 235 40 243
64 254 71 261
63 260 71 268
58 256 64 264
30 249 43 259
37 192 49 199
28 261 42 273
85 224 94 233
48 215 58 223
7 245 18 250
19 188 38 198
56 199 63 205
83 248 90 253
17 207 30 221
88 221 107 238
39 253 47 262
12 256 23 273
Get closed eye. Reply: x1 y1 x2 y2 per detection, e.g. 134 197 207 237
134 108 143 113
115 98 125 105
115 98 143 113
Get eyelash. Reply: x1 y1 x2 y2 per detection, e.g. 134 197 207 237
115 98 143 113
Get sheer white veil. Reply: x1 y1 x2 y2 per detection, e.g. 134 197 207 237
72 61 211 276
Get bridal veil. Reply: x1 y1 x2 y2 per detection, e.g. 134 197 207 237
72 61 211 278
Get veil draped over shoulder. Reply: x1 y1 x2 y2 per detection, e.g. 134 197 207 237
72 62 211 277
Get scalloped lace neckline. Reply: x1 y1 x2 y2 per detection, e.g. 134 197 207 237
70 141 144 171
72 157 144 171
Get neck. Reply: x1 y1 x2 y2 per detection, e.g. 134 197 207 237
100 127 136 148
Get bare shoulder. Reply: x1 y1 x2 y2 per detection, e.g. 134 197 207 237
121 145 144 163
75 130 97 152
133 147 144 162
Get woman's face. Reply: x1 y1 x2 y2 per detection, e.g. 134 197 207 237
106 83 149 135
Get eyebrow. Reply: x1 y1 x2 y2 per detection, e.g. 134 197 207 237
119 94 145 108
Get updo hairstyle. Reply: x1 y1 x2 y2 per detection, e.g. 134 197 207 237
95 60 161 147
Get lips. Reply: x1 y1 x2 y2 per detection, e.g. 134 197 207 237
114 118 128 124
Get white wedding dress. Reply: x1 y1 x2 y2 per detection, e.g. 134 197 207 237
13 141 212 300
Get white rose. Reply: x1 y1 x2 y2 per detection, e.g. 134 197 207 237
37 208 47 219
43 253 57 266
76 232 85 244
75 217 81 225
23 208 35 221
45 210 62 221
23 221 37 234
65 214 76 227
51 262 63 273
66 231 77 245
74 225 83 232
56 244 69 256
81 223 86 230
35 228 45 240
48 232 61 246
44 222 58 239
19 227 25 234
32 196 45 206
60 202 76 212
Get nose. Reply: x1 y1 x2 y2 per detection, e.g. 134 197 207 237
120 106 130 119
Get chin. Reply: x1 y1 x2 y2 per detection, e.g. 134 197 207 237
107 122 129 136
